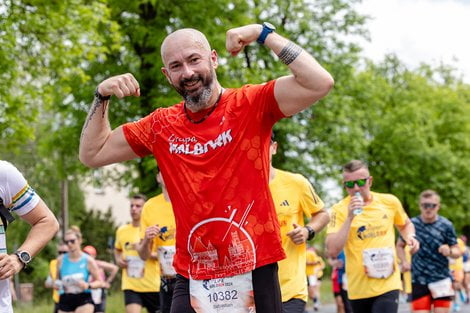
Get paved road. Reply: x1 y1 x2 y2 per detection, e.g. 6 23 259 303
305 301 470 313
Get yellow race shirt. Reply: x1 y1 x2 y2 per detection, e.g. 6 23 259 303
305 249 324 278
327 192 408 299
49 259 59 303
269 169 324 302
115 223 160 292
305 249 316 276
140 194 177 276
449 237 465 273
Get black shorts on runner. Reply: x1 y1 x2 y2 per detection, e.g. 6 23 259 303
282 298 306 313
411 283 453 301
124 289 160 312
170 263 282 313
58 292 94 312
349 289 399 313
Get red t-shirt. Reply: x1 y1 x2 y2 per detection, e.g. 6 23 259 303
123 80 286 279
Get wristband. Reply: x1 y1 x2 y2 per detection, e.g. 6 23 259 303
94 88 111 101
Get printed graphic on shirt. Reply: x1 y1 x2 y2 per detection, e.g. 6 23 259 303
188 201 256 278
356 225 387 240
169 129 233 155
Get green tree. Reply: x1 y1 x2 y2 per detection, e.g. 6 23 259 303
308 55 470 233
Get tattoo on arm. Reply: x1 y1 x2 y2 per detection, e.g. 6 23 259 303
80 97 109 139
277 41 303 65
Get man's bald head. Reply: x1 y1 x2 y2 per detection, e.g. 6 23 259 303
161 28 211 66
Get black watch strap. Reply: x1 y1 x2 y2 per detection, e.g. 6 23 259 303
305 226 315 241
94 88 111 101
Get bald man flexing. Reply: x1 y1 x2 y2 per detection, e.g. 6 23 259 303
80 24 334 313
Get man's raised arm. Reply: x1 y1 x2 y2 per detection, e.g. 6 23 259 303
226 24 334 116
79 73 140 168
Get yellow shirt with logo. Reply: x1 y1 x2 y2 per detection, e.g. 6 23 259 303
270 169 324 302
115 223 160 292
327 192 408 299
140 194 176 276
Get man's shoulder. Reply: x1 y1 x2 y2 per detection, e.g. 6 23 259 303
0 160 20 181
332 196 349 210
372 192 401 205
436 215 454 227
116 223 133 233
274 168 310 186
143 194 164 207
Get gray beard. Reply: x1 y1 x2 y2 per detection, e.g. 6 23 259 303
184 87 213 112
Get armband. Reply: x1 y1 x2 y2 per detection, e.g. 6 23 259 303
94 88 111 101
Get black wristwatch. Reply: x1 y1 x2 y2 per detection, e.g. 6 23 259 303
94 87 111 101
15 250 32 269
256 22 276 44
305 226 315 241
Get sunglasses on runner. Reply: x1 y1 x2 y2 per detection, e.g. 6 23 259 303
58 251 67 254
344 177 370 189
421 203 438 209
65 239 76 245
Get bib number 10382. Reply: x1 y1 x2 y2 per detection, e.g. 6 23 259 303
190 272 256 313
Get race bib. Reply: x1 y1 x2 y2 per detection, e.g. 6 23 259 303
190 272 256 313
428 277 455 298
463 262 470 273
62 273 85 294
307 275 318 286
91 288 102 304
126 256 145 278
362 247 395 279
341 273 348 291
157 246 176 276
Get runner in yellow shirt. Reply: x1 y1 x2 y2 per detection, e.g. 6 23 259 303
138 170 176 313
326 160 419 313
269 136 329 313
114 194 160 313
305 247 325 311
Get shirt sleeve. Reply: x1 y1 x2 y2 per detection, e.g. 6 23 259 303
114 227 123 250
299 176 324 217
140 205 150 240
391 195 408 226
445 222 458 246
0 161 40 216
327 203 345 234
122 112 159 157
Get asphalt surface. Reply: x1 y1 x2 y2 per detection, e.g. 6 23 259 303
304 301 470 313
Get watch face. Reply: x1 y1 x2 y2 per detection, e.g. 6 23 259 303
20 251 31 263
263 22 276 31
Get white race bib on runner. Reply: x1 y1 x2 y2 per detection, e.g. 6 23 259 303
91 288 102 304
62 273 85 294
157 246 176 277
190 272 256 313
126 256 145 278
362 247 395 279
428 277 455 298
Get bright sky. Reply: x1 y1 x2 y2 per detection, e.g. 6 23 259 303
357 0 470 83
